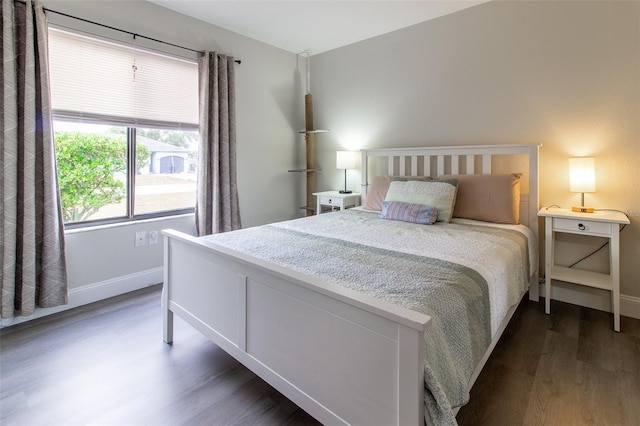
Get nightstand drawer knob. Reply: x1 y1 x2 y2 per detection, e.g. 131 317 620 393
578 223 586 230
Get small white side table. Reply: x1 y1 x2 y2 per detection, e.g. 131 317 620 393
313 191 361 215
537 207 629 331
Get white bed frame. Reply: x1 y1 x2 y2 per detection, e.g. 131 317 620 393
162 144 540 425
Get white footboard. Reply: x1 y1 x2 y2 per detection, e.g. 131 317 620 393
162 229 430 425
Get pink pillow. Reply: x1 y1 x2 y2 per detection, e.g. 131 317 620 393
439 173 522 224
363 176 393 211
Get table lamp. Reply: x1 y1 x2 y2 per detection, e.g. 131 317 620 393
569 157 595 213
336 151 356 194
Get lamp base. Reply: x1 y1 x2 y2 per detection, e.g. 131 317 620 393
339 190 352 194
572 206 594 213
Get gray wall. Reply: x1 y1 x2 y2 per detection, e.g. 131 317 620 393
311 1 640 304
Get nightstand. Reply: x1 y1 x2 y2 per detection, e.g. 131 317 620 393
313 191 361 215
538 207 629 331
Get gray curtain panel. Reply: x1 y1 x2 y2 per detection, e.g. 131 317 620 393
196 52 241 236
1 0 68 318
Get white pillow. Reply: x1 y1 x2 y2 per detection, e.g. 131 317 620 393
363 175 432 211
384 178 458 222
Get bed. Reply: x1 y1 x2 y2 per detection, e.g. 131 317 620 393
162 143 540 425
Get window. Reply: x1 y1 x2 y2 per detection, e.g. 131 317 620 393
134 127 198 216
48 27 199 225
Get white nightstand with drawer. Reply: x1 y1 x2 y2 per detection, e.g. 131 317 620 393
313 191 361 215
537 207 630 331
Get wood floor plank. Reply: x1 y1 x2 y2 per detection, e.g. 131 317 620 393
575 360 626 425
2 286 639 426
578 307 640 373
457 361 535 426
617 366 640 425
522 330 581 425
548 298 582 339
486 299 551 377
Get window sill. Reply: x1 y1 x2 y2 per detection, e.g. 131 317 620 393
64 212 194 235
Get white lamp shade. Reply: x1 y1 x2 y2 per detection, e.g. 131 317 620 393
569 157 596 193
336 151 357 170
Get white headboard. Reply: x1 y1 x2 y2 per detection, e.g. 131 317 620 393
360 144 540 237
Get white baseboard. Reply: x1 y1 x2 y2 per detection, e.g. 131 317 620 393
540 282 640 320
0 267 163 329
621 294 640 320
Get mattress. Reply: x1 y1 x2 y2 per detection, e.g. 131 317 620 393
203 209 536 425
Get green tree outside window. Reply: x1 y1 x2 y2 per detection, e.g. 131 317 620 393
54 131 150 223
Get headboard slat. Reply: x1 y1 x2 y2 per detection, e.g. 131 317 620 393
437 156 445 176
451 155 459 175
482 155 491 174
466 155 474 174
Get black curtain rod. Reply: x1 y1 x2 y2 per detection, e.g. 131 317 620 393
21 1 241 64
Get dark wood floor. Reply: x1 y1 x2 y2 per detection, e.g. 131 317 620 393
1 286 638 426
457 295 640 426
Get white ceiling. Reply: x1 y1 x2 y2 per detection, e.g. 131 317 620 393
147 0 487 55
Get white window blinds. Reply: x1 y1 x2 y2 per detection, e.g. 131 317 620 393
48 28 199 129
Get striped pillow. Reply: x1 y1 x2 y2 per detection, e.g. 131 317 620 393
379 201 438 225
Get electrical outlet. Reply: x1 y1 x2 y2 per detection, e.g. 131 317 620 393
135 231 147 247
149 230 159 245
